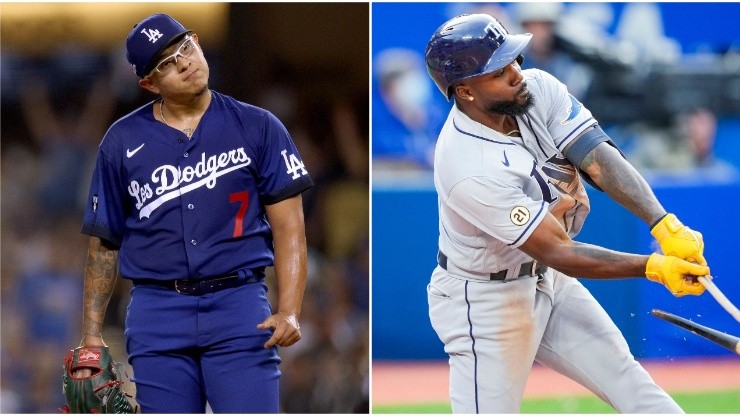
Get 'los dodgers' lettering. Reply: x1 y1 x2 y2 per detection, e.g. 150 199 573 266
129 147 251 219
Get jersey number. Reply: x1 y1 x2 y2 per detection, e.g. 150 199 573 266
530 161 556 203
229 191 250 237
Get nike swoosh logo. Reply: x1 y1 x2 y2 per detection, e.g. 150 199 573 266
502 150 510 167
126 143 145 158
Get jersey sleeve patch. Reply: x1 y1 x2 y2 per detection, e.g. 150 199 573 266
510 206 530 225
445 177 547 247
560 94 583 125
81 141 126 247
533 69 597 150
254 111 314 199
508 200 547 247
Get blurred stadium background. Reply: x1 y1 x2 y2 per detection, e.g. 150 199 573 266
372 2 740 412
1 3 368 413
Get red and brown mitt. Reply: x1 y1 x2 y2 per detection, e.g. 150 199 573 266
60 346 136 413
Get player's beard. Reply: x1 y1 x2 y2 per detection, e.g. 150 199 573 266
485 91 534 116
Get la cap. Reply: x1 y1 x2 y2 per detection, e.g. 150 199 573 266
125 13 191 78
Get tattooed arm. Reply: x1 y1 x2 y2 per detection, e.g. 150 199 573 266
579 142 666 226
519 140 702 279
80 236 120 347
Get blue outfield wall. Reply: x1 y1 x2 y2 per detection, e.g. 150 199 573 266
372 177 740 360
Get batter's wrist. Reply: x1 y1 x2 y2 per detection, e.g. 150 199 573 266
650 213 669 231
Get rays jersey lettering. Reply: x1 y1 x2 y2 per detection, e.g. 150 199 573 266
129 147 251 219
538 155 589 234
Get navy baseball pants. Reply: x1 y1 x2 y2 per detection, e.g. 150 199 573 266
124 280 280 413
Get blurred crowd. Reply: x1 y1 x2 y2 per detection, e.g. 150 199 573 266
373 3 740 180
1 13 368 414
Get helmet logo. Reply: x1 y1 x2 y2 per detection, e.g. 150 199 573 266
485 22 506 47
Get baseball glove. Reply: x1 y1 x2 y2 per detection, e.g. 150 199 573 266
60 346 136 413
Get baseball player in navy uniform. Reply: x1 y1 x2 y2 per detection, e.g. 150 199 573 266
77 14 312 413
425 14 710 413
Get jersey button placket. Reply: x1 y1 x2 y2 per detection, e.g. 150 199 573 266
180 141 199 277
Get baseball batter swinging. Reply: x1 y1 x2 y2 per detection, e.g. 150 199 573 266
77 14 312 413
425 14 709 413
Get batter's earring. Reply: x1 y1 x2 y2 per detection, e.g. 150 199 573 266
468 96 474 101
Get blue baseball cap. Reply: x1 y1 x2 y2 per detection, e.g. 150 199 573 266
126 13 191 77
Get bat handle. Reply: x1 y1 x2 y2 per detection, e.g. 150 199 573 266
698 276 740 323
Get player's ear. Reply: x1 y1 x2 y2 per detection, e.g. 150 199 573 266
138 77 160 95
454 84 474 102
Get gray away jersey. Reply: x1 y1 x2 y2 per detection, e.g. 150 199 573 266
434 69 597 277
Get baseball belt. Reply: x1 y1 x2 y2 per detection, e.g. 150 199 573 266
437 251 548 281
132 269 264 295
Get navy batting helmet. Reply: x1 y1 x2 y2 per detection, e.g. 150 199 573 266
425 14 532 100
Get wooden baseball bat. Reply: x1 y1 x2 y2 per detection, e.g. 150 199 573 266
697 276 740 323
651 309 740 355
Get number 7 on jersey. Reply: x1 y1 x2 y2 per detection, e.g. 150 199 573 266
229 191 250 237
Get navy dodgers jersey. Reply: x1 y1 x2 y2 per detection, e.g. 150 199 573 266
82 90 313 281
434 69 596 276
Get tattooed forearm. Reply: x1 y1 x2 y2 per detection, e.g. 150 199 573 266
581 143 666 225
82 237 119 339
82 316 105 338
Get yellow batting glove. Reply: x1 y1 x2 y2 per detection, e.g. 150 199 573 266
645 253 708 297
651 213 706 266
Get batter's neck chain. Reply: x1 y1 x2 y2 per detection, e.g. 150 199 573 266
504 116 521 137
160 99 199 139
